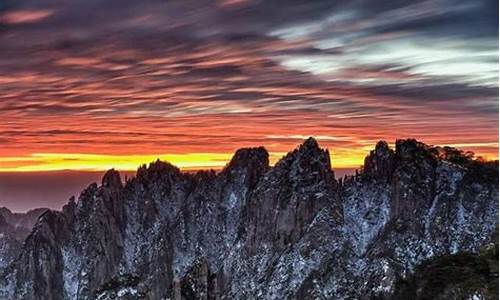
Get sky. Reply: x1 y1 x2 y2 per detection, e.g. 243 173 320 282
0 0 498 211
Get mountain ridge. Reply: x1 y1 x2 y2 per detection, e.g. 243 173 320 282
0 138 497 300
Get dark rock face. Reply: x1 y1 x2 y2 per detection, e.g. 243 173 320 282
0 207 48 274
243 137 340 254
0 207 48 241
0 214 23 273
363 140 395 182
177 257 218 300
390 139 439 220
0 138 497 300
14 210 70 300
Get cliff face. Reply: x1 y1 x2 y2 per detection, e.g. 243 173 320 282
0 207 48 273
0 138 497 300
0 207 48 235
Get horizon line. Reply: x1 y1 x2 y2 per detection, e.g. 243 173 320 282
0 138 497 173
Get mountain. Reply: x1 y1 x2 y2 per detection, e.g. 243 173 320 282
0 138 497 300
0 207 48 239
0 207 48 271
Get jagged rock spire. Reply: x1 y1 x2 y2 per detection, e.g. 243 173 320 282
224 147 269 173
395 138 438 162
363 140 395 182
276 137 332 170
301 136 320 149
136 159 181 183
390 139 440 219
221 147 269 187
0 138 497 300
102 168 122 189
243 137 340 254
274 137 334 183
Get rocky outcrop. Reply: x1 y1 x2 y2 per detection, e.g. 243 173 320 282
0 138 497 300
362 140 395 182
12 210 70 300
0 207 48 241
243 137 340 254
0 207 48 275
176 257 218 300
353 139 498 298
390 139 439 220
0 214 23 272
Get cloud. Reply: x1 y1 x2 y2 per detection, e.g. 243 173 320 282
1 9 53 24
0 0 497 170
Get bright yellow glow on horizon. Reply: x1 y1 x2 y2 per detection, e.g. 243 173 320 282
0 153 237 172
0 151 368 172
0 141 497 173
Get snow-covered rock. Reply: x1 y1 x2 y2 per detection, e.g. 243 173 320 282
0 138 497 300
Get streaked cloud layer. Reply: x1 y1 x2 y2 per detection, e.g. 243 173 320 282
0 0 497 171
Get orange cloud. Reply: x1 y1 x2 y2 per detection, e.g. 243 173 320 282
0 4 497 173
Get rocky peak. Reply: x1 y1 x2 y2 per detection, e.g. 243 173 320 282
297 137 330 166
362 140 395 182
99 169 127 229
0 207 49 242
76 182 99 211
12 210 70 300
101 168 122 189
0 207 49 231
302 136 320 149
62 196 76 225
32 210 70 243
136 159 182 184
223 147 269 174
375 140 391 154
390 139 440 220
0 138 497 300
243 138 340 254
275 137 333 181
220 147 269 190
395 139 438 163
